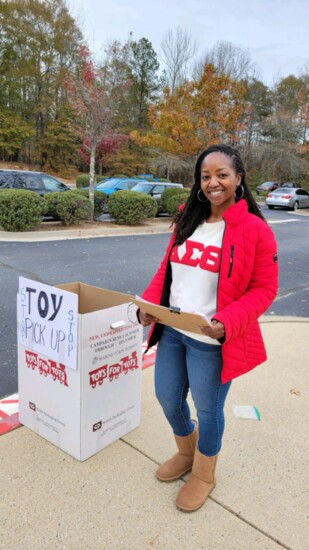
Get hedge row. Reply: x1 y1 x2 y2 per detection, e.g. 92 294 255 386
0 187 188 232
0 188 159 231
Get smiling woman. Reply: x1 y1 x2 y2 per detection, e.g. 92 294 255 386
137 143 278 513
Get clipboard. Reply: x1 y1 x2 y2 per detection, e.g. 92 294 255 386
132 297 210 334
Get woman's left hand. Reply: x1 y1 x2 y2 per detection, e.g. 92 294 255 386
199 320 225 340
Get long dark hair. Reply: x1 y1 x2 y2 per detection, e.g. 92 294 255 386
174 143 265 245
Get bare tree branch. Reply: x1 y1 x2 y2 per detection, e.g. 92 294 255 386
193 40 255 82
160 27 197 93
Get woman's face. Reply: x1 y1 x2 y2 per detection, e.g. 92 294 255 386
200 152 241 213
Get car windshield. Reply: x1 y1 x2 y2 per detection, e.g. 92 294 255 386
95 179 124 189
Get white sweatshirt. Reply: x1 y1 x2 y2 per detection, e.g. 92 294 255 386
169 220 224 344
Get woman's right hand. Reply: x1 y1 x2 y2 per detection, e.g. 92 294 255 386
138 310 159 327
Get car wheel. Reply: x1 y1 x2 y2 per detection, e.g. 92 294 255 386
292 201 299 211
268 205 274 210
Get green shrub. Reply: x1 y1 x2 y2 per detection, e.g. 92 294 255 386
75 175 90 188
108 190 157 225
161 187 190 214
164 189 190 215
71 189 106 218
96 175 108 184
43 192 92 226
76 175 110 188
111 174 128 179
0 190 44 231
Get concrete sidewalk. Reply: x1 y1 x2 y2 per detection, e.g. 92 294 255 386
1 318 308 550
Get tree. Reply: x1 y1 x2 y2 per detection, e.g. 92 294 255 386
274 75 305 113
257 138 309 181
255 106 308 181
0 110 34 159
40 108 80 172
147 149 190 182
160 27 197 93
103 139 148 177
240 78 273 166
79 133 128 175
0 0 83 167
194 40 255 82
131 64 246 162
128 37 161 129
66 45 130 216
99 39 132 133
99 36 163 132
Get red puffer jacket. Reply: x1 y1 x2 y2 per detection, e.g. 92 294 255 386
142 200 279 383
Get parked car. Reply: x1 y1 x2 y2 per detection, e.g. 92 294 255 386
0 170 71 195
130 181 183 214
91 178 142 196
256 181 280 195
265 188 309 210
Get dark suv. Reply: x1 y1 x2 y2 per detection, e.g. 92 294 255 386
0 170 71 195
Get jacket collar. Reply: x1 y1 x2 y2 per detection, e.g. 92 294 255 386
222 199 248 226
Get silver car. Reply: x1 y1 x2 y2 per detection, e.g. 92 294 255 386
265 188 309 210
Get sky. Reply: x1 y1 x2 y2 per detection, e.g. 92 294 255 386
67 0 308 87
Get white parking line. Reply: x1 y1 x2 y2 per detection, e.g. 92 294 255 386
269 219 301 224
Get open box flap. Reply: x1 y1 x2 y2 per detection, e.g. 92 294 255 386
56 282 134 315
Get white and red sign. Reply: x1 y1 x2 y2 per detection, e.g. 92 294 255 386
18 277 78 370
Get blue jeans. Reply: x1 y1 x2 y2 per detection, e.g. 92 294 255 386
154 326 231 456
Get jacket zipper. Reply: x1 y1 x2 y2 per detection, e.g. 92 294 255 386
227 244 234 278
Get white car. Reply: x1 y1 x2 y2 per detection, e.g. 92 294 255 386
265 188 309 210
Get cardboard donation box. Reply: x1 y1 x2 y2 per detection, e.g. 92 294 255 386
17 279 143 461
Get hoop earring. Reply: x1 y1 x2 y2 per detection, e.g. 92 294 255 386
197 189 208 203
234 185 244 199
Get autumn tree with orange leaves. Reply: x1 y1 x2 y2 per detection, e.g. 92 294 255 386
131 64 246 166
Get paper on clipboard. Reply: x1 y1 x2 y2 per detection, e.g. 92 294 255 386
133 296 211 334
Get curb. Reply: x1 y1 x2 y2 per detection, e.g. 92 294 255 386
0 223 172 242
260 315 309 323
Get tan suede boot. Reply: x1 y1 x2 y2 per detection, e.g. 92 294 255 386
176 448 218 512
156 422 198 482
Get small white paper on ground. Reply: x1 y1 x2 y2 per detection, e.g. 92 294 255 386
232 405 261 420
